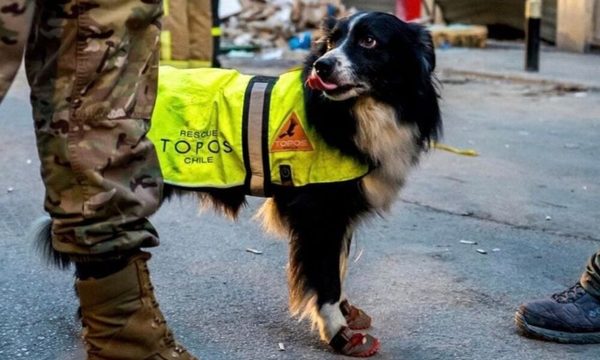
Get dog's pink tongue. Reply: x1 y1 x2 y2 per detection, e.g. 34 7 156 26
306 73 339 91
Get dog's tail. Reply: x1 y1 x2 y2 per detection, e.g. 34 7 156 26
31 216 72 269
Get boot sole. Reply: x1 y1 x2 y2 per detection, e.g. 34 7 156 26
515 311 600 344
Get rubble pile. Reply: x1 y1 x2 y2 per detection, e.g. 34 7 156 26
222 0 350 49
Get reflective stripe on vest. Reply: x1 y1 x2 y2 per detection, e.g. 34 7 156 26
245 78 273 196
148 66 369 195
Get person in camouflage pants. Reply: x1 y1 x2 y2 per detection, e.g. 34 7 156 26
0 0 198 358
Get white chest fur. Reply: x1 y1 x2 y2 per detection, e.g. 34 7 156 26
352 96 419 211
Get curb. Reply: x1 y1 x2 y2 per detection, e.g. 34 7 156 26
438 68 600 92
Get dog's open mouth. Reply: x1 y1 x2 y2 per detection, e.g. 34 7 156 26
306 73 355 95
306 73 339 91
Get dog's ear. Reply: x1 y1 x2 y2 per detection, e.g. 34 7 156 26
410 23 436 74
312 16 338 55
321 16 338 34
419 29 436 73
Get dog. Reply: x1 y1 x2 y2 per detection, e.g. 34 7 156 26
36 12 441 357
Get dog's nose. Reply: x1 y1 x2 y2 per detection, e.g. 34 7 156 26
314 57 336 80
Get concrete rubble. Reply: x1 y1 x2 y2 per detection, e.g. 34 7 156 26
221 0 350 49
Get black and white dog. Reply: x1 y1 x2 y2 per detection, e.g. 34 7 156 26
180 11 441 356
39 12 441 357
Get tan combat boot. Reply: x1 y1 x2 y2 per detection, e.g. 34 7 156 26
76 251 198 360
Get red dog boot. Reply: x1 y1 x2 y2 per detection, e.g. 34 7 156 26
340 300 372 330
329 326 380 357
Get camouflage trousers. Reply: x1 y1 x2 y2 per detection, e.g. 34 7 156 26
581 253 600 300
1 0 164 260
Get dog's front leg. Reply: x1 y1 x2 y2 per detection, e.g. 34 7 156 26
288 224 380 356
287 222 347 341
268 183 380 356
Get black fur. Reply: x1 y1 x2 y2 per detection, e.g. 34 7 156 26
281 12 441 315
36 11 441 347
304 12 441 156
271 181 368 309
32 216 71 270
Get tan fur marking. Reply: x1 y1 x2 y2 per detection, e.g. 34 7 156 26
256 198 289 236
353 96 419 211
290 287 318 318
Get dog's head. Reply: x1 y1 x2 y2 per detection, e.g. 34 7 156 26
306 12 436 102
305 12 441 145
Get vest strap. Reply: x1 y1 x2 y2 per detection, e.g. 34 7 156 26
242 76 277 196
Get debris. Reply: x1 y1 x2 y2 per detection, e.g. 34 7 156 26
564 143 580 149
429 24 488 48
353 248 364 263
222 0 350 49
583 186 588 190
261 48 284 60
459 240 477 245
278 342 286 351
7 187 14 193
219 0 243 19
433 142 479 157
226 50 255 58
440 76 469 85
545 216 552 221
461 211 474 217
26 159 32 164
492 248 501 252
573 92 588 98
246 248 263 255
292 0 347 29
476 249 487 255
288 31 312 50
232 33 255 47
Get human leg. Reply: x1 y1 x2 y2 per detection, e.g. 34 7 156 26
25 0 198 357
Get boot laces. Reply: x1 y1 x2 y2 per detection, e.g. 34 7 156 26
552 283 587 303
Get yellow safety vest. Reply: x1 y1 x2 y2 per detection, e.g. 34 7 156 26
149 66 369 196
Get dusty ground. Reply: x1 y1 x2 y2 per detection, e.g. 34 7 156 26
1 51 599 359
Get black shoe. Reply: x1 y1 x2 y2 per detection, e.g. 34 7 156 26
515 283 600 343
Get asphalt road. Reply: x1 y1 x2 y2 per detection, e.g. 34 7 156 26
1 62 600 360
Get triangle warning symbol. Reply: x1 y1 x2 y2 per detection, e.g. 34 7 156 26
271 112 314 152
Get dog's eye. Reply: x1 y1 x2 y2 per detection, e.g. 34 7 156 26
359 36 377 49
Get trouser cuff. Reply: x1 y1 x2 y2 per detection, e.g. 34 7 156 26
580 252 600 300
580 272 600 300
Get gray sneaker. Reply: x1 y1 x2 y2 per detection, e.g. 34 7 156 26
515 283 600 343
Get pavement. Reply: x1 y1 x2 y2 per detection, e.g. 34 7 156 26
436 43 600 91
1 45 600 360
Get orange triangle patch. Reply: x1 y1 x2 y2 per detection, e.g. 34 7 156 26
271 112 314 152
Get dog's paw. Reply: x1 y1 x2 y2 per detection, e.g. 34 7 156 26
329 327 380 357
